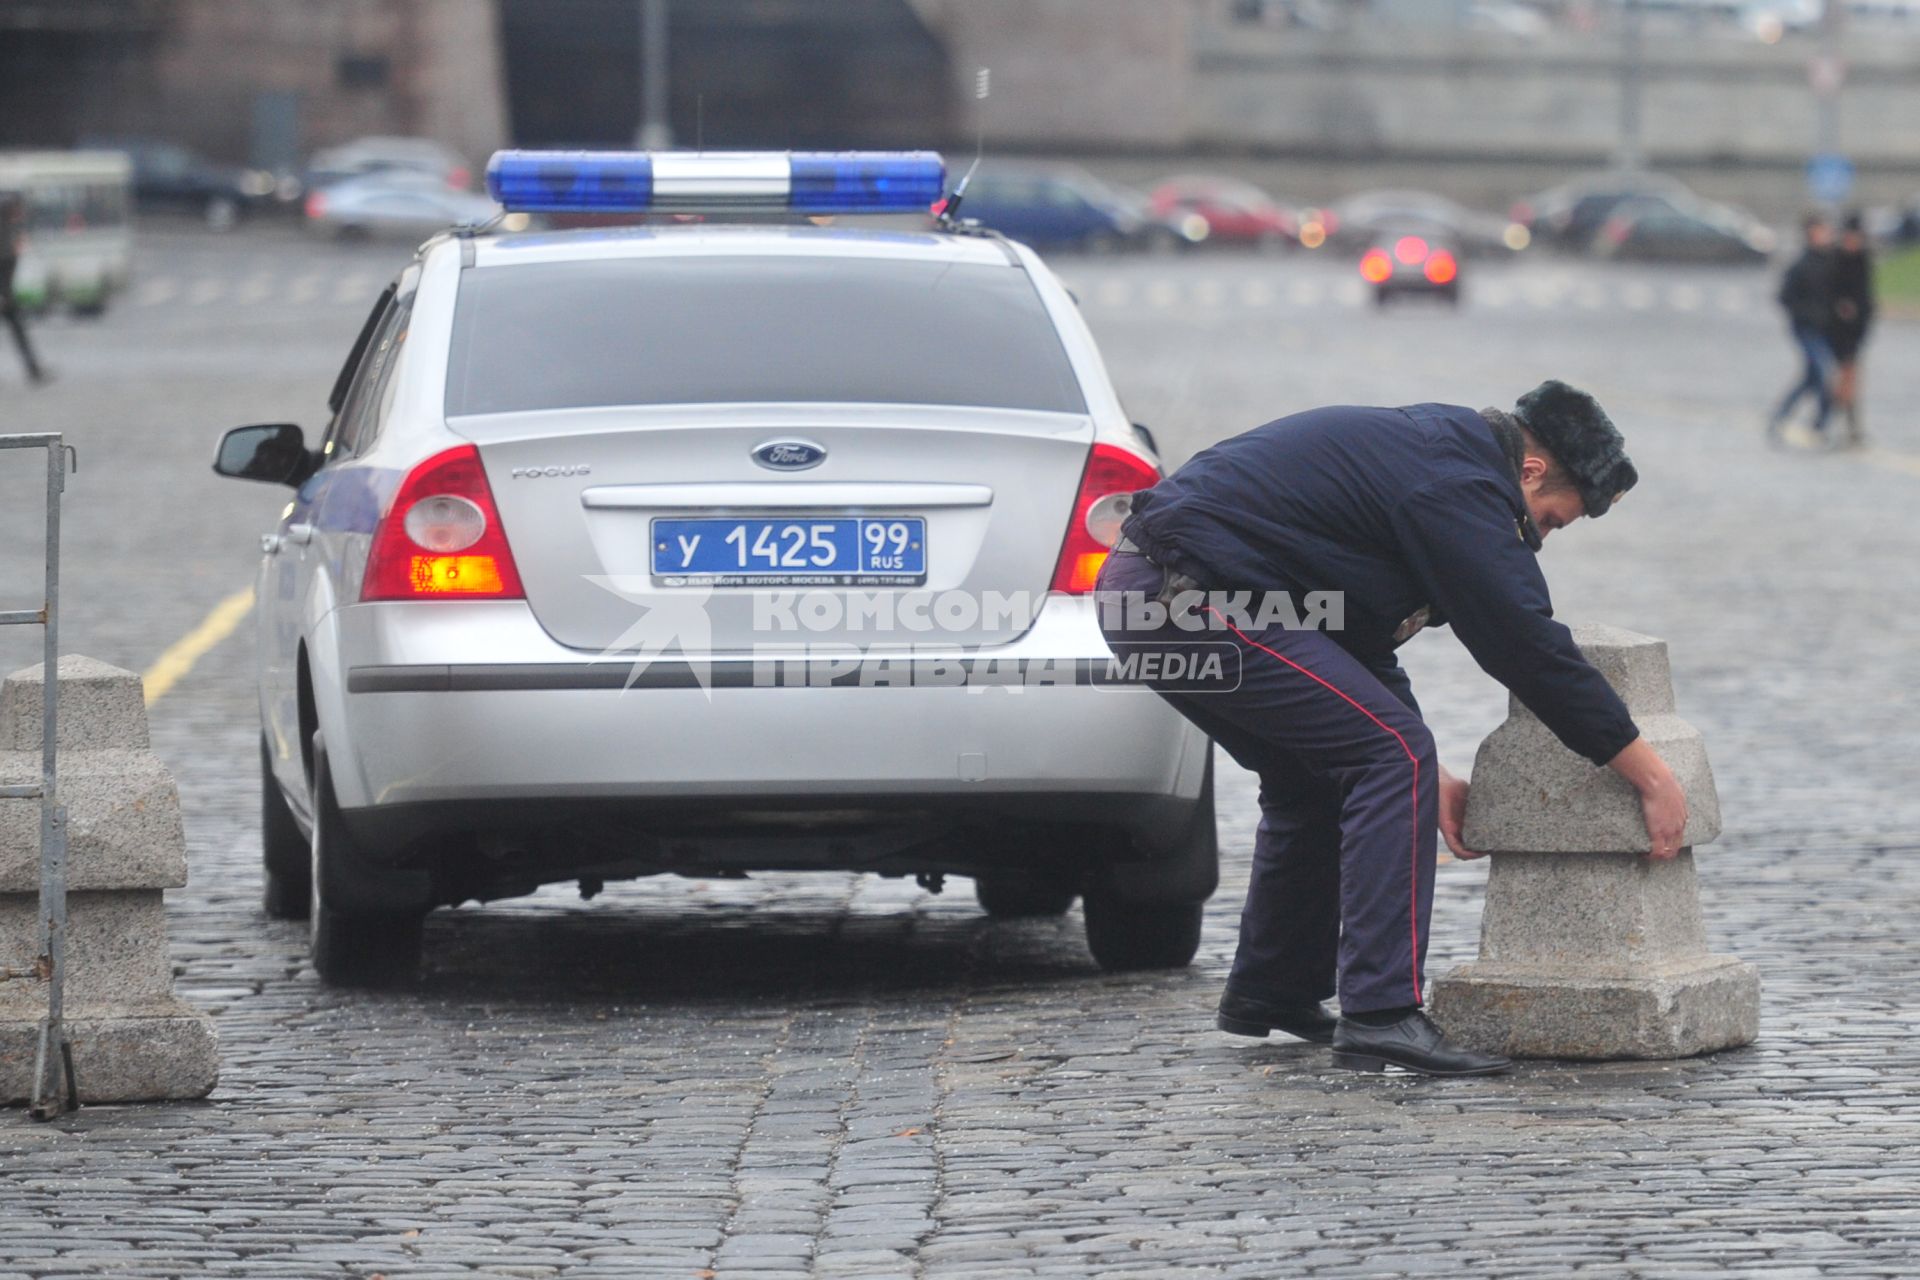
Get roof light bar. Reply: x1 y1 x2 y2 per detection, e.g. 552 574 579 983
485 150 946 215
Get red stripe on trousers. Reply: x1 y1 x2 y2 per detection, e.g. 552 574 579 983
1203 608 1425 1007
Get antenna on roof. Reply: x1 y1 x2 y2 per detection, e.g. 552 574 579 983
935 67 989 229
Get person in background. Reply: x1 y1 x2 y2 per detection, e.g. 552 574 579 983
1767 214 1836 448
0 192 50 387
1829 211 1875 448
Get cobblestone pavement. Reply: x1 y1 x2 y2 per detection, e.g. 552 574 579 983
2 230 1918 1277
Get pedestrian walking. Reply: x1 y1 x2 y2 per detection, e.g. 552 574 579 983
1095 382 1688 1077
1768 214 1837 447
0 192 50 386
1830 211 1875 447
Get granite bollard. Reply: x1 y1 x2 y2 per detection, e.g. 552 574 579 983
0 656 217 1103
1429 623 1759 1059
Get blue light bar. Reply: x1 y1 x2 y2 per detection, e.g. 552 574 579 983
789 153 946 211
486 151 652 212
485 150 945 215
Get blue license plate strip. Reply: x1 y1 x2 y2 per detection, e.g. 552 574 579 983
651 516 927 586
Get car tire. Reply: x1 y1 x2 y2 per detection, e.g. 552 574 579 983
1082 894 1205 971
1081 753 1216 971
974 870 1079 919
205 195 239 231
261 734 310 920
309 737 423 986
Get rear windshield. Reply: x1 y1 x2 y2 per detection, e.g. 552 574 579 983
445 255 1087 416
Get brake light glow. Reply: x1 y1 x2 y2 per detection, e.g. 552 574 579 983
1360 248 1393 283
1051 443 1161 594
1424 251 1458 285
304 191 327 220
1394 236 1429 265
363 445 525 600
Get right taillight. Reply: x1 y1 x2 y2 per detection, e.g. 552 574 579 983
362 445 525 601
1051 442 1161 595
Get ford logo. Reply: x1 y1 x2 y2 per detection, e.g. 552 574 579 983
752 440 827 471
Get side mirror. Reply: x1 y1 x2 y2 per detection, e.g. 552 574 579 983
213 423 316 487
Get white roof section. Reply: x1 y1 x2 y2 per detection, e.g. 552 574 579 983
468 223 1016 270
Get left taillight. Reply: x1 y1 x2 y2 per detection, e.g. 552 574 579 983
362 445 525 601
1050 442 1161 595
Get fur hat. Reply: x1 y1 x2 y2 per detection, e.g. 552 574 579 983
1512 380 1638 518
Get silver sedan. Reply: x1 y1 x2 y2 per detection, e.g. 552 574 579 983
214 217 1213 985
304 172 502 241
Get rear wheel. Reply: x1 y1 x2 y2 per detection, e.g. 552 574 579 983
1082 895 1205 971
974 869 1079 919
260 735 310 920
1081 751 1216 971
309 738 423 986
205 194 239 231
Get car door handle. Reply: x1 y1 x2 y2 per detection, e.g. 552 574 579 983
285 523 315 546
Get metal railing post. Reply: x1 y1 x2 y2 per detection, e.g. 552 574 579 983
0 431 76 1118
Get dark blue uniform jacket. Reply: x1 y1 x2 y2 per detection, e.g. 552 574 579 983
1122 402 1639 766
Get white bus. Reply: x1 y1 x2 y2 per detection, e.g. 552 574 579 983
1 150 133 316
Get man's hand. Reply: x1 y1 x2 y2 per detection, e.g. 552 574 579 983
1437 765 1483 860
1606 737 1689 860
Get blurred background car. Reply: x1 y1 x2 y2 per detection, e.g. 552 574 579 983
1358 224 1463 306
957 161 1164 253
303 170 502 240
1512 170 1700 251
1591 193 1777 263
1147 175 1302 250
1864 193 1920 246
79 136 280 229
1330 188 1527 256
304 135 475 192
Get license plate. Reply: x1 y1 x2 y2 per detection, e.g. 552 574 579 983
651 516 927 586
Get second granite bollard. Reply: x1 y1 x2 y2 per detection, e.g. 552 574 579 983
1429 623 1759 1060
0 656 218 1103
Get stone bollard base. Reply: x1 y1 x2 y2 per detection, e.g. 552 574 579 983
1 997 218 1103
1432 954 1759 1060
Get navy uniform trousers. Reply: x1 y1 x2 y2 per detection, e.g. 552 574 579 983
1096 549 1438 1013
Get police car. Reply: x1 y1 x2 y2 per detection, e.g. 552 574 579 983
213 150 1214 985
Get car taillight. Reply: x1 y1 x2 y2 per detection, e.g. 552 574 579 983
1394 235 1429 265
1602 216 1631 245
1360 248 1393 283
1425 251 1458 285
1051 442 1161 595
304 192 327 220
362 445 525 601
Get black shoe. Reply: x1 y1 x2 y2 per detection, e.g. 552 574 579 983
1216 990 1338 1044
1331 1010 1512 1077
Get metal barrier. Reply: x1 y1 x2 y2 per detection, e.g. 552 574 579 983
0 432 75 1118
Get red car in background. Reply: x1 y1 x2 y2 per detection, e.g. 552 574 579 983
1149 175 1326 249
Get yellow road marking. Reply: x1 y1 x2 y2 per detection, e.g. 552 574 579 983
142 587 255 706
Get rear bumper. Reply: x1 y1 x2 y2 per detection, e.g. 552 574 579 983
326 594 1208 819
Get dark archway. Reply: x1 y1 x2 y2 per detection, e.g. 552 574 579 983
499 0 951 150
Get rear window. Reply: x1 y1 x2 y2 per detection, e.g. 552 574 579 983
445 255 1087 416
